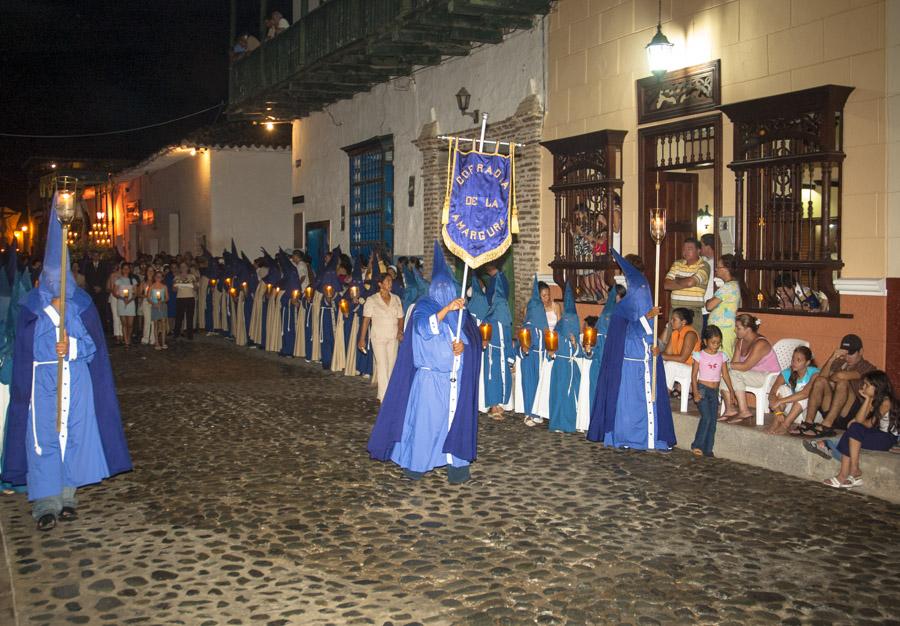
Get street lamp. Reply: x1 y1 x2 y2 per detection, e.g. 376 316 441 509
645 0 674 78
455 87 480 124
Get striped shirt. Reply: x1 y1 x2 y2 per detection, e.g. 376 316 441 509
665 259 710 303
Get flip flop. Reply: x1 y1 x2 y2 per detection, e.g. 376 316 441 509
822 476 852 489
845 475 863 488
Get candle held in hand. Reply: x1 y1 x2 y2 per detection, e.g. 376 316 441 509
544 329 559 352
583 326 597 349
304 286 314 301
517 327 531 352
479 321 492 343
339 298 350 317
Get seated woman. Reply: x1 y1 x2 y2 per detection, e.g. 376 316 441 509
809 371 898 488
721 314 781 423
660 307 700 397
765 346 819 435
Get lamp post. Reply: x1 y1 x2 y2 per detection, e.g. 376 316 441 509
55 177 78 432
649 175 667 402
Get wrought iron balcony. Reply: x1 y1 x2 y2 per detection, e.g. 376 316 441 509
228 0 553 120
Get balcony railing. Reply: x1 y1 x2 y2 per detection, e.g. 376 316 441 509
228 0 554 118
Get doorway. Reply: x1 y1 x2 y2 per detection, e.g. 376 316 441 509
305 220 330 274
638 114 722 318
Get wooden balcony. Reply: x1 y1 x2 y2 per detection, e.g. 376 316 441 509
228 0 553 120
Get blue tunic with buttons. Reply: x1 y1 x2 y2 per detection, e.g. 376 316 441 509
26 305 109 501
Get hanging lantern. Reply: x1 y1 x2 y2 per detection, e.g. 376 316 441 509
650 206 667 244
645 0 673 78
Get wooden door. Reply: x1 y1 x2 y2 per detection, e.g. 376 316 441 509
641 171 698 319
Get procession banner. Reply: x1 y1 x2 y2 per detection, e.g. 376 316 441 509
441 138 519 268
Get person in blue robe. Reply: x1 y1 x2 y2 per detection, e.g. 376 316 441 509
279 259 301 357
239 252 256 339
482 272 513 418
258 249 280 350
317 247 342 370
519 276 549 425
585 286 622 403
548 283 582 433
401 264 418 314
367 241 481 484
1 197 131 530
587 250 675 450
468 275 489 324
0 270 31 494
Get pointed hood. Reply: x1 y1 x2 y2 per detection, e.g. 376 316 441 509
317 245 343 296
597 291 618 336
556 281 581 343
611 249 652 321
38 193 77 304
485 269 512 325
467 274 489 322
351 255 364 283
428 241 459 309
524 275 549 330
362 251 382 297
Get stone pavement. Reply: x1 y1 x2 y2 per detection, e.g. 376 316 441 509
0 338 898 626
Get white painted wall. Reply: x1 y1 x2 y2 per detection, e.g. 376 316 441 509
292 22 545 256
209 148 293 255
126 153 212 257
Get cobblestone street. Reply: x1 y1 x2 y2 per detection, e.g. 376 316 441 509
1 338 898 625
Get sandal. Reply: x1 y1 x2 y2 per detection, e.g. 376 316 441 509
790 421 814 436
822 476 852 489
845 475 863 488
728 413 753 424
59 506 77 522
803 439 832 460
36 513 56 531
810 424 837 439
691 448 703 457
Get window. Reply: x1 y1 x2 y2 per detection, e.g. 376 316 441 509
721 85 852 315
343 136 393 260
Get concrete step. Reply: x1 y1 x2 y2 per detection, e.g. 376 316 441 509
672 411 900 504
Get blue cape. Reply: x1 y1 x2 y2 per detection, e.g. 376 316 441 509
366 297 482 463
1 285 132 486
587 250 675 446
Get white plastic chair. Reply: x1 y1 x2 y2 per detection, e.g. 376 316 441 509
742 338 809 426
664 360 694 413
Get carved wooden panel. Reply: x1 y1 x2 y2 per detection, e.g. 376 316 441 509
636 60 721 125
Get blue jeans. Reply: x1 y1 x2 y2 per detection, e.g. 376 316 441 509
32 486 77 520
691 384 719 456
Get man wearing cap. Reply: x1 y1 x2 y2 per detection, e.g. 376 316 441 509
796 334 875 437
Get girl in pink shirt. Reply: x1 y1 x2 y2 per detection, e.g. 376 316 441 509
691 325 735 457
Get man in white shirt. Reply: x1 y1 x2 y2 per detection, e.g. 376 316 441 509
291 249 309 289
699 233 715 332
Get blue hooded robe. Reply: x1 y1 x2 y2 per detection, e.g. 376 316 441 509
279 258 301 357
367 241 481 475
1 197 131 498
587 250 675 450
0 270 30 493
482 273 513 409
317 247 342 370
548 283 582 433
519 276 548 418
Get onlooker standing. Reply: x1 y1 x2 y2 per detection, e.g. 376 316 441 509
793 334 875 437
291 249 310 290
84 252 109 332
705 254 741 358
148 272 169 350
107 263 123 344
699 233 715 331
691 325 734 457
115 263 138 348
139 266 155 346
359 274 404 401
663 238 709 325
173 263 198 341
71 261 86 289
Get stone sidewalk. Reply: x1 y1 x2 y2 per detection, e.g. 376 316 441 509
0 338 898 625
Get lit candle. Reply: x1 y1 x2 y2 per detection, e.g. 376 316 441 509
225 277 232 287
517 327 531 353
210 279 217 287
479 321 492 343
349 285 359 300
324 284 334 299
292 289 299 300
757 292 765 306
304 286 314 301
583 326 598 349
544 329 559 352
339 298 350 317
154 289 161 300
122 288 130 298
230 287 237 297
241 281 248 293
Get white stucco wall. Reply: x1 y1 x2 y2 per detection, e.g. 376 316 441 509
123 152 212 257
209 148 293 255
292 22 546 256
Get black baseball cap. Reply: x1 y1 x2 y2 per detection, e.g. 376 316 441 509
840 334 863 354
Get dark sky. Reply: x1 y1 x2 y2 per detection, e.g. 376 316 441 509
0 0 291 209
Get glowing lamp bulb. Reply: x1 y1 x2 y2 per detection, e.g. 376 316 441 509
264 121 275 131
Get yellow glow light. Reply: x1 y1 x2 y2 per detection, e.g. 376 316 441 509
264 122 275 131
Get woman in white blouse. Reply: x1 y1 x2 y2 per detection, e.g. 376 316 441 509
359 274 404 401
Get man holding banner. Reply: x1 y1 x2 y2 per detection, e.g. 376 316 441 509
366 131 519 482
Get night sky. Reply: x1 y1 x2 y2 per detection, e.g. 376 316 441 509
0 0 292 209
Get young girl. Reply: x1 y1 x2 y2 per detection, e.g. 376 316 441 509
148 272 169 350
115 263 138 348
820 370 898 488
766 346 819 435
691 325 735 457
